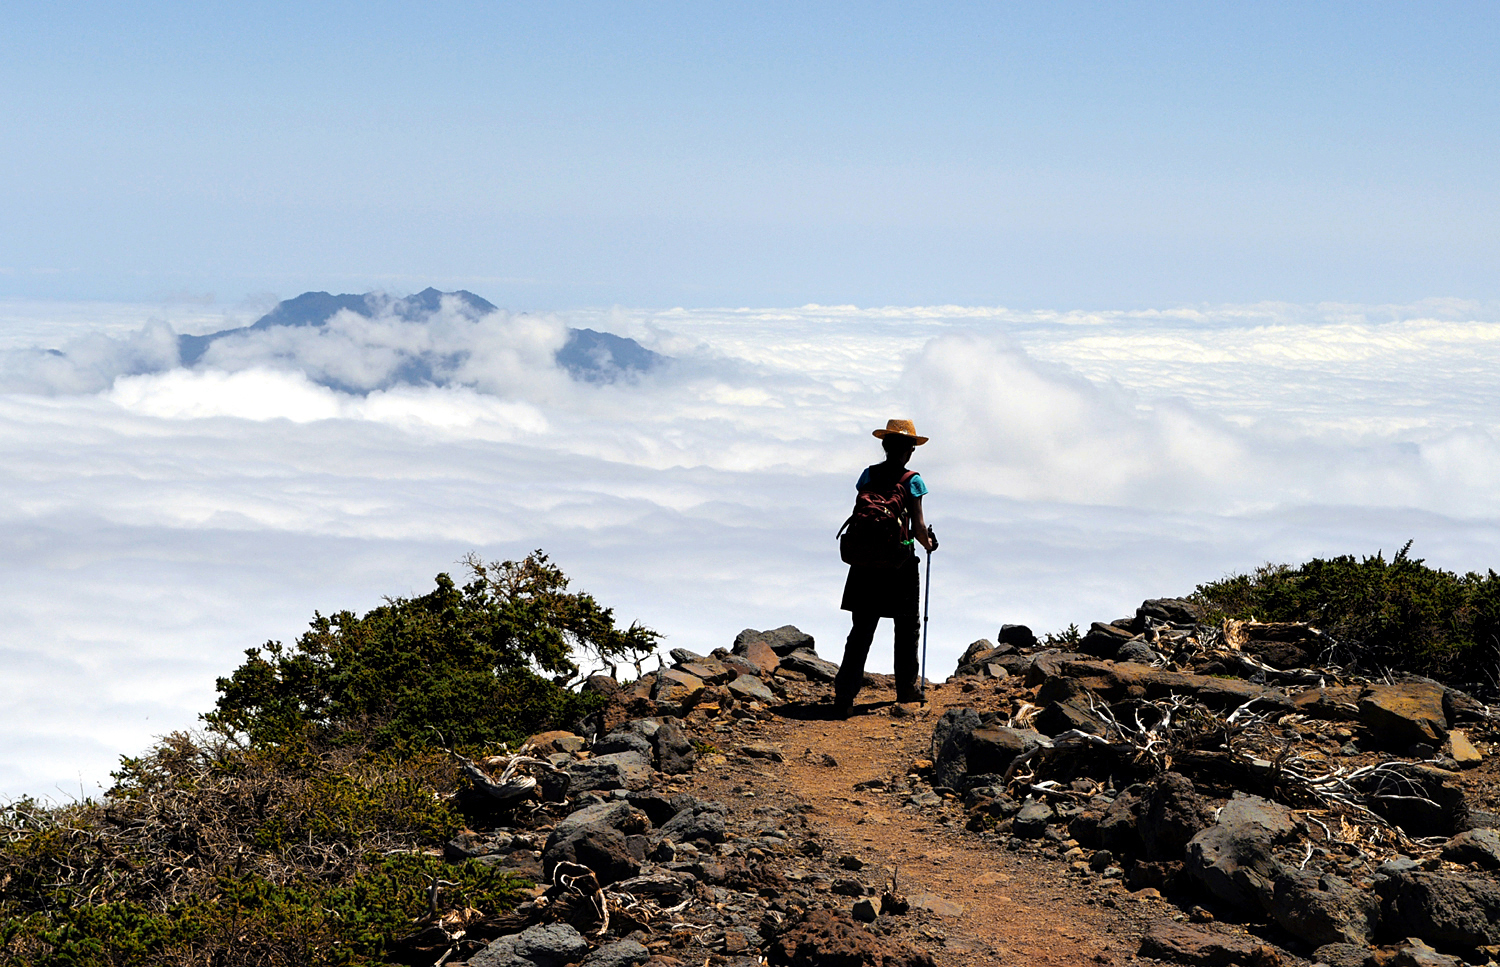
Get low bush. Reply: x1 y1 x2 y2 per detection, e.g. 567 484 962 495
1193 541 1500 690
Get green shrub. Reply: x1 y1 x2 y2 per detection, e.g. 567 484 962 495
205 550 656 752
1194 541 1500 689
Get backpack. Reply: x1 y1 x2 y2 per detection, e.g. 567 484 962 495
836 465 917 567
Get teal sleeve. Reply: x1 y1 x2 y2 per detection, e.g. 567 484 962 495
908 473 928 498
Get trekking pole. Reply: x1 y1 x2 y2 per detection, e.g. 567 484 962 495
920 528 934 705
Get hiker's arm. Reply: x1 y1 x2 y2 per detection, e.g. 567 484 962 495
911 496 936 551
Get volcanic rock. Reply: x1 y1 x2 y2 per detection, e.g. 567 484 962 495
1138 921 1280 967
1358 682 1448 750
766 909 937 967
467 922 591 967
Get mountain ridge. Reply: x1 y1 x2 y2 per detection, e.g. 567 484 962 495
178 287 665 384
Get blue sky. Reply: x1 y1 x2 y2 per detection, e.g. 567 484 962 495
4 2 1499 308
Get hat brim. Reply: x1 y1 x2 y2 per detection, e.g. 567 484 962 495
872 429 929 445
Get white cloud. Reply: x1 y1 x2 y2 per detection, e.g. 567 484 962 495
5 296 1500 801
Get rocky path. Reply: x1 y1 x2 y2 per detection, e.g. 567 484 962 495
679 679 1173 967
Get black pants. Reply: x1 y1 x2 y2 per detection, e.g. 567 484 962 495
835 611 921 708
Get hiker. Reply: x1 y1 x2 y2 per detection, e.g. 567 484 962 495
833 419 938 717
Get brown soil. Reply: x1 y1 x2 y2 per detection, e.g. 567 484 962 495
665 677 1212 967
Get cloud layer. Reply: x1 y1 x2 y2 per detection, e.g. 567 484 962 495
4 297 1500 800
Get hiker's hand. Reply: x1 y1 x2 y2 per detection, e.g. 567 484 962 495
920 526 938 552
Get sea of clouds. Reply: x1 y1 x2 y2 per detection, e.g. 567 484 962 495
4 294 1500 801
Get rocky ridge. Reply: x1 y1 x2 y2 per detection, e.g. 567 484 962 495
424 608 1500 967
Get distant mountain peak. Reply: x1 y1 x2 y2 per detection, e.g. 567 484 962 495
177 289 665 386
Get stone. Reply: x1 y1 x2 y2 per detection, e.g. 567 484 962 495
1079 621 1135 659
731 638 781 676
908 894 964 917
1184 794 1300 913
1035 697 1107 737
1358 682 1448 750
779 649 839 683
652 668 706 711
523 730 587 755
727 674 775 704
552 801 652 838
735 625 815 657
1377 939 1464 967
652 718 696 775
930 707 982 790
1117 640 1160 664
1441 828 1500 869
593 730 654 758
1291 685 1367 720
1379 869 1500 947
1444 729 1483 768
468 923 590 967
1138 597 1205 626
658 800 727 845
958 639 997 665
542 825 643 885
1139 773 1216 862
964 726 1047 778
677 658 734 685
1012 800 1056 838
1268 871 1379 946
1363 763 1468 836
565 751 653 793
739 743 784 762
1045 658 1295 711
580 674 622 699
581 939 651 967
624 792 678 826
765 909 937 967
712 649 763 679
1224 620 1322 669
1024 649 1088 686
1312 943 1370 967
1138 921 1280 967
998 623 1037 648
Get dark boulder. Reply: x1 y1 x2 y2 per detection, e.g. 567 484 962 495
565 750 653 793
930 707 982 790
1358 682 1448 751
766 909 937 967
1184 794 1299 913
467 923 590 967
964 726 1047 779
779 649 839 682
1079 621 1135 659
734 625 815 657
1268 870 1379 946
1137 597 1206 627
1139 773 1216 861
657 800 728 845
1441 828 1500 869
652 717 697 775
580 939 651 967
998 624 1037 649
1379 869 1500 948
1138 921 1280 967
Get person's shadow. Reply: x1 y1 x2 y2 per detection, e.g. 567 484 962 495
773 699 897 721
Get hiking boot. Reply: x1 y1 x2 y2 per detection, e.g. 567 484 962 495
832 701 853 720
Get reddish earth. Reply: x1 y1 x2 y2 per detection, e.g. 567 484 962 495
665 677 1248 967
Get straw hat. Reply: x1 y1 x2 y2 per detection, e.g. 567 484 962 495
872 419 929 445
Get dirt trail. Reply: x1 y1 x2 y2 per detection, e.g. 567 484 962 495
679 678 1172 967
